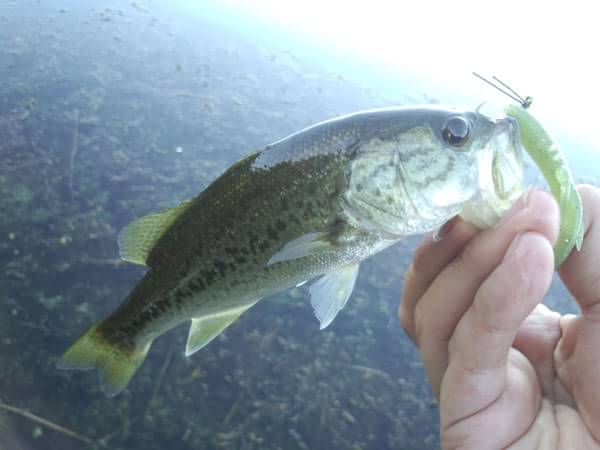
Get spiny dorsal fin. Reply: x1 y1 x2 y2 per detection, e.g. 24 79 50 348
117 200 192 265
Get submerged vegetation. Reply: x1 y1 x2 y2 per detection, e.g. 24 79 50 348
0 3 438 449
0 2 596 450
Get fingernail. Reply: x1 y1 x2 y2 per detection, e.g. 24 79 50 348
504 232 524 261
433 216 458 242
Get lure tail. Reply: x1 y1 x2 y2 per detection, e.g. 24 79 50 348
473 73 583 268
505 104 584 267
57 322 151 396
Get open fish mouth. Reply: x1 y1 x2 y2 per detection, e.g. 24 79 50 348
490 116 524 200
459 116 525 229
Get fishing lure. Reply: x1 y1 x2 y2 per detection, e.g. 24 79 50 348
474 73 584 267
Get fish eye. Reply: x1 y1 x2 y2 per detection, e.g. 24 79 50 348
441 116 470 148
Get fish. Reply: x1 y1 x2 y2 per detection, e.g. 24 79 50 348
57 105 524 395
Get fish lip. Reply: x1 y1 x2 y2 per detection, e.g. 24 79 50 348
502 116 523 155
490 116 525 196
492 116 517 145
458 116 525 228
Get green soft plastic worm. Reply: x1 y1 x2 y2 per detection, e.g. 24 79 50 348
505 104 584 267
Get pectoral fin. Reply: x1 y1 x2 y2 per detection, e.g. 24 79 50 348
267 231 334 265
310 264 359 329
185 304 254 356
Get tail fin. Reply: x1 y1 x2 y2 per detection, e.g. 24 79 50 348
57 322 151 396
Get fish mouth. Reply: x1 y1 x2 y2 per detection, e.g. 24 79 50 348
474 116 524 199
459 116 525 228
490 117 524 200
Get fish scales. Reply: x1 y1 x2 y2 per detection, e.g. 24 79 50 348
57 106 525 395
103 114 416 339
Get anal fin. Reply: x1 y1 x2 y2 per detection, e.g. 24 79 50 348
185 304 254 356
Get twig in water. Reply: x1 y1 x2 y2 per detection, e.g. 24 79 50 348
346 364 393 382
221 392 244 427
96 416 140 444
0 400 93 444
150 344 175 402
143 343 176 420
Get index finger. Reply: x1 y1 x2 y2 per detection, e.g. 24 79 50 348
558 185 600 314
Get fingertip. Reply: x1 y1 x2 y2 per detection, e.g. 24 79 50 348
577 183 600 200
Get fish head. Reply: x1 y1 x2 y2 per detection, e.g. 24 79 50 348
340 106 524 236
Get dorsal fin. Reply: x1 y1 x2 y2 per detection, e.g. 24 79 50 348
117 199 192 265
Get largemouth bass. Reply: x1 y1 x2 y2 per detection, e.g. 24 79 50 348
58 106 524 395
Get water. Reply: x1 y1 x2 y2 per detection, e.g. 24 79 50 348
0 2 598 450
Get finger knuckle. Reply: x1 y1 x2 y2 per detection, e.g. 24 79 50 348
398 303 416 342
449 239 483 275
413 302 428 346
412 242 432 275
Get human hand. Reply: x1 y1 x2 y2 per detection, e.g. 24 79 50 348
399 185 600 449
